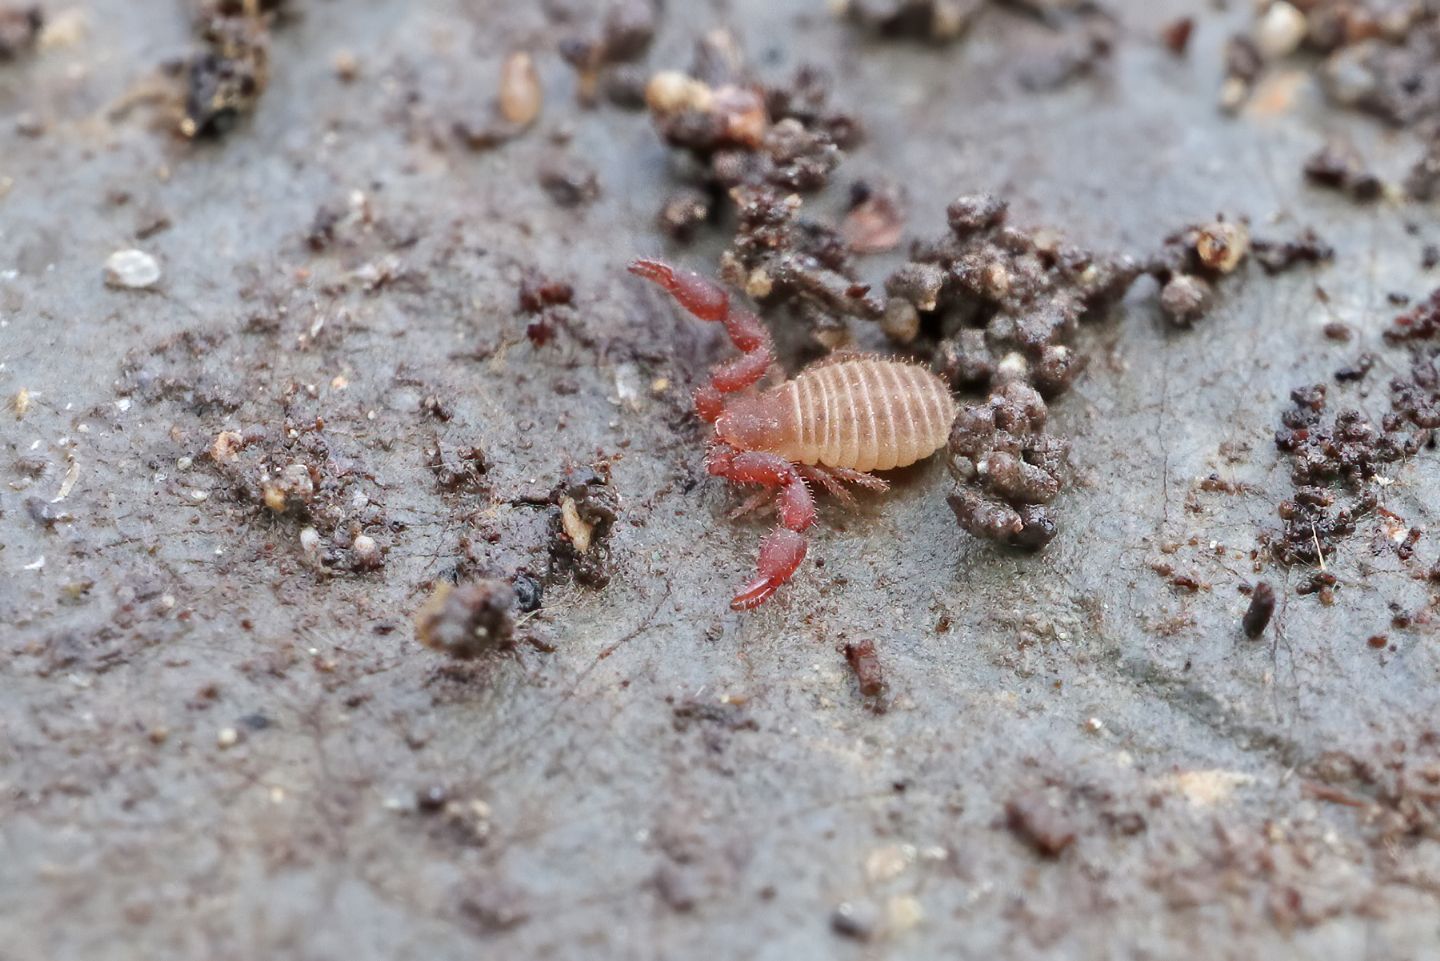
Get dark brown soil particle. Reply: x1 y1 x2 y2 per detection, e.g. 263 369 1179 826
181 4 276 139
657 188 713 242
830 899 881 941
1005 789 1077 858
1243 582 1276 639
1404 134 1440 201
1161 17 1194 57
836 0 983 41
1304 141 1384 200
1146 219 1251 326
842 639 886 699
1014 16 1116 93
547 463 620 587
1252 229 1335 275
414 579 517 660
947 382 1066 550
539 158 601 208
424 437 489 494
0 4 41 60
559 0 660 105
642 34 872 346
883 193 1145 549
1271 291 1440 576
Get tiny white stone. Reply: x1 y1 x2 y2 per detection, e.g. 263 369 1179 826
299 527 320 552
1255 2 1307 59
104 249 161 289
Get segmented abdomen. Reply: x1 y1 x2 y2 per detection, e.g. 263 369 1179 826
774 359 957 472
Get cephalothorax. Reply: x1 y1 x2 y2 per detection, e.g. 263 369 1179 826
630 258 958 610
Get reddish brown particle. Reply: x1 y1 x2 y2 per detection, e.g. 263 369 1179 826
842 640 885 698
1161 17 1194 56
1005 791 1076 858
1243 582 1276 639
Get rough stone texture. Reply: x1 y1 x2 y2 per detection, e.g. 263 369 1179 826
3 2 1440 960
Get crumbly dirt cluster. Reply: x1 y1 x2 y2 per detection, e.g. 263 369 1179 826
546 464 620 588
946 381 1066 549
1270 289 1440 587
414 579 518 660
644 33 873 347
558 0 660 106
1225 1 1440 127
883 195 1138 388
876 195 1137 548
180 1 289 138
1144 219 1252 326
1227 1 1440 200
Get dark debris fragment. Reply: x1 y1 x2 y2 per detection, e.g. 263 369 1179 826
1005 789 1077 858
1146 219 1251 326
539 158 601 208
1226 1 1440 131
643 34 873 347
1252 229 1335 275
836 0 984 42
1161 17 1194 57
181 4 275 138
885 194 1139 550
0 4 41 60
1270 291 1440 576
1243 582 1276 638
841 639 887 701
1014 15 1116 92
947 382 1066 551
559 0 660 105
1303 141 1383 201
415 580 517 660
424 436 489 493
547 463 620 588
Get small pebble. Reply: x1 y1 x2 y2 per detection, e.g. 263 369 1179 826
352 534 383 570
104 249 161 289
499 51 542 126
1254 2 1307 60
1195 222 1249 274
830 900 880 941
333 50 359 82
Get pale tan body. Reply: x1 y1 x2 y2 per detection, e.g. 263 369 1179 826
744 359 958 473
629 257 958 609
